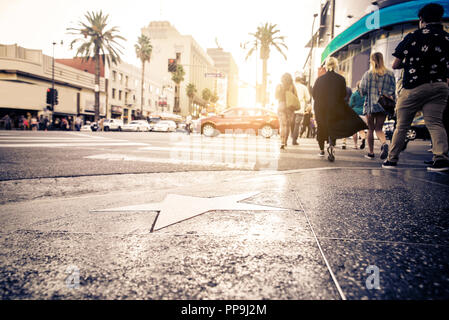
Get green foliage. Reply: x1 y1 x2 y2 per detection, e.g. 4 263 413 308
67 10 126 66
186 83 197 99
202 88 212 102
135 34 152 65
245 23 287 61
171 65 185 85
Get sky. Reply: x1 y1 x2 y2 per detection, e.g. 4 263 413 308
0 0 322 101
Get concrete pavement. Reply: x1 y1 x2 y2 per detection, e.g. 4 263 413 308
1 131 448 299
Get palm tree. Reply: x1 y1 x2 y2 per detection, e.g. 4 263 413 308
171 65 185 114
67 11 126 122
135 34 152 118
202 88 212 103
186 83 197 115
245 23 287 107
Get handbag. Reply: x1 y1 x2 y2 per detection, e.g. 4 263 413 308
377 76 396 116
286 88 300 111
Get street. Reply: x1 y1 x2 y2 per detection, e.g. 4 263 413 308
1 130 449 300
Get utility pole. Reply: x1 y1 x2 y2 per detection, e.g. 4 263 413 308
52 42 56 112
309 14 319 91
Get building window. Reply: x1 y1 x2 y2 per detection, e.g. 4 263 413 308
112 88 116 99
148 99 151 107
112 71 117 81
119 73 123 83
133 95 136 102
125 92 128 102
119 90 122 101
125 76 129 87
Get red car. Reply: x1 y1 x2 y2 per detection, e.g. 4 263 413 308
200 107 280 138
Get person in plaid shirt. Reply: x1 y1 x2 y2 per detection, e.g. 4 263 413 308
360 52 396 160
382 3 449 172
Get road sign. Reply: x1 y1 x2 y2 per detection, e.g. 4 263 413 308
205 73 225 78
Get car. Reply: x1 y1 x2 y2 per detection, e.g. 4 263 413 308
103 119 123 131
122 120 151 132
200 107 280 138
383 115 430 141
80 121 93 132
152 120 177 132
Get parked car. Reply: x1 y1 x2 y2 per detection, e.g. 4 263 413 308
103 119 123 131
200 107 280 138
383 115 430 141
122 120 151 132
80 121 93 132
152 120 177 132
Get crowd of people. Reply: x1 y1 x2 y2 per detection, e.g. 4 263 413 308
275 2 449 172
0 113 87 132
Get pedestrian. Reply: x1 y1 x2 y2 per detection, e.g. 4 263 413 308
2 114 12 130
300 106 313 138
185 114 192 135
349 81 367 150
341 84 354 150
75 115 82 131
360 52 396 160
31 116 38 131
383 3 449 171
275 73 298 150
99 118 105 132
312 57 367 162
291 76 311 145
310 117 317 138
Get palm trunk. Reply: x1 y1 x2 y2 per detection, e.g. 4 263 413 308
94 51 100 123
262 58 267 107
141 60 145 119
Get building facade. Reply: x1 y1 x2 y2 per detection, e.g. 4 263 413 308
306 0 449 89
58 57 173 123
206 48 239 109
141 21 216 117
0 43 106 127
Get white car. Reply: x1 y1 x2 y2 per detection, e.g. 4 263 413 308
122 120 151 132
152 120 177 132
103 119 123 131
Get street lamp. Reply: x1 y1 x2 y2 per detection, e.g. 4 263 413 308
308 13 319 90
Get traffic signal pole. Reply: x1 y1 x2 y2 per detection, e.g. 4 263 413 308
51 42 56 112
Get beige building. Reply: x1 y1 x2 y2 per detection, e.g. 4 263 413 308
206 48 239 108
106 61 174 123
141 21 216 117
0 43 106 125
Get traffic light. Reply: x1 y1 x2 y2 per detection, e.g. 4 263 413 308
46 88 53 104
168 59 177 72
46 88 59 106
54 89 59 105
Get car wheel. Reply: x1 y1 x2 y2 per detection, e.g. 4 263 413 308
260 125 274 138
104 126 110 132
202 124 216 137
118 127 122 132
406 129 417 140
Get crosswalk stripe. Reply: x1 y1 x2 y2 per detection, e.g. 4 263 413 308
0 142 148 148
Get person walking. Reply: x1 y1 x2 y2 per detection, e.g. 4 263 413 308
291 76 311 145
383 3 449 171
360 52 396 160
275 73 298 150
349 81 367 150
2 114 12 130
312 57 367 161
341 85 354 150
300 106 313 138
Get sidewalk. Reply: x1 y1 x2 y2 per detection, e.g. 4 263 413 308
0 167 448 299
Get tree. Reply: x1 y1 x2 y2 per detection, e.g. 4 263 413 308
210 93 219 104
135 34 152 118
171 65 185 114
202 88 212 103
186 83 197 115
68 11 126 122
245 23 287 107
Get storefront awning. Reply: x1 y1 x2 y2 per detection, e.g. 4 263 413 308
321 0 449 63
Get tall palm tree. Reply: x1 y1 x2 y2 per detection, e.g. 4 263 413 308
68 11 126 122
186 83 197 115
171 65 185 114
135 35 153 119
245 23 287 107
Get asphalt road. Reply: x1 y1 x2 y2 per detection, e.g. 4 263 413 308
0 130 434 181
